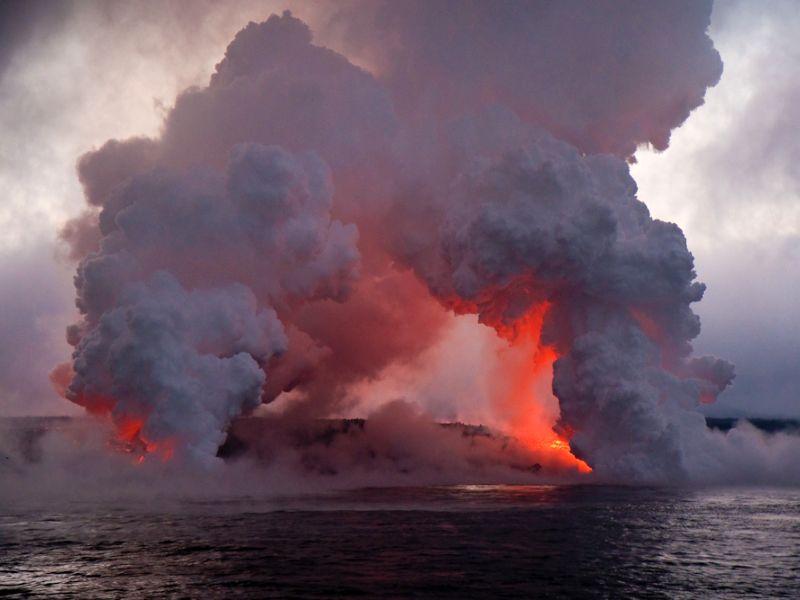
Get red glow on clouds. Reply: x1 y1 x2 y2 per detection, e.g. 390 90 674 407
87 413 173 464
51 364 176 463
699 392 716 405
48 362 74 399
489 304 592 475
630 308 662 343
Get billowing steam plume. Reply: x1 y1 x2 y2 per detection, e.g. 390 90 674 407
57 2 737 481
62 141 360 462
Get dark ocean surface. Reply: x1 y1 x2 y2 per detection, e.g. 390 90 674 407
1 485 798 598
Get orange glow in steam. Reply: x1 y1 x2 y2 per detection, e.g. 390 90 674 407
491 304 592 474
112 415 175 464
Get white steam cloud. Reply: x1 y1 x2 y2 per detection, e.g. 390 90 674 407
27 2 797 484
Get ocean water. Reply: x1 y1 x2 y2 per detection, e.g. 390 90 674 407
0 485 798 598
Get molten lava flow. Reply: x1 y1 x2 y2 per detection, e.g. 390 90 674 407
490 304 592 474
110 415 175 464
117 416 144 444
56 386 175 464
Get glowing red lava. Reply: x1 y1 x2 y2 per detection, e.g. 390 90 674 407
490 304 592 474
113 416 174 464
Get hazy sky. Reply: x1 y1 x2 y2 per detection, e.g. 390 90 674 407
0 0 797 418
633 0 800 417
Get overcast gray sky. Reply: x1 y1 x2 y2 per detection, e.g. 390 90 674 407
633 0 800 417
